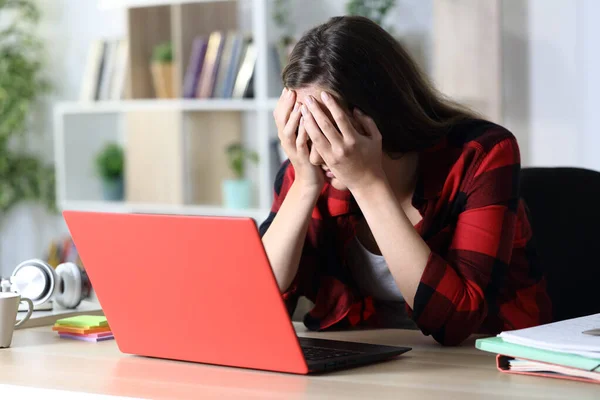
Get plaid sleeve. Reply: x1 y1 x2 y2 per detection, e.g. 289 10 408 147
258 160 320 317
411 137 521 345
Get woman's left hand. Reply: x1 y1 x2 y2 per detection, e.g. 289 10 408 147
301 91 386 191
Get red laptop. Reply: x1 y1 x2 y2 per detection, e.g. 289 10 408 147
63 210 410 374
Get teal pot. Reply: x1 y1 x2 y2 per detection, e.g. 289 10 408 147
101 177 124 201
222 179 252 209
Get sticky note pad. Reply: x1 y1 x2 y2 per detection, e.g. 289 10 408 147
64 331 114 339
55 315 108 328
52 325 111 335
59 333 114 342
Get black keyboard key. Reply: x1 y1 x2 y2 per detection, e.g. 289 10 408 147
301 345 362 361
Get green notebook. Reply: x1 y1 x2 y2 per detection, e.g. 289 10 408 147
476 336 600 371
55 315 108 328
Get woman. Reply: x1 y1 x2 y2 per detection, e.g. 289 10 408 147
259 16 552 346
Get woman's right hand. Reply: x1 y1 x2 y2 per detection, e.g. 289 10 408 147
274 88 324 191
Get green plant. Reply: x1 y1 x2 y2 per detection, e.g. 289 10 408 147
0 0 55 215
226 143 259 179
95 142 124 181
346 0 396 28
152 41 173 63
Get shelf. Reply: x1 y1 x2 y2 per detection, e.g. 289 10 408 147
98 0 234 10
55 99 279 115
61 200 270 221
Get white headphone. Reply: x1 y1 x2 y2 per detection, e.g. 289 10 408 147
7 258 91 309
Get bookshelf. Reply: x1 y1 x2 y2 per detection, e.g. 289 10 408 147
53 0 278 222
55 0 502 223
56 99 276 114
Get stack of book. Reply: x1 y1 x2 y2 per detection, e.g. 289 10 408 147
52 315 114 342
182 31 256 100
80 38 129 102
476 313 600 384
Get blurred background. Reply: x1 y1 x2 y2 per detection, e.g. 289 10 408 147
1 0 598 278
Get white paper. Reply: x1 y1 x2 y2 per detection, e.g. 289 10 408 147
508 359 600 381
498 313 600 355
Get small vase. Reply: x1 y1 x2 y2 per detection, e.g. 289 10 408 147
222 179 252 209
102 177 124 201
150 62 175 98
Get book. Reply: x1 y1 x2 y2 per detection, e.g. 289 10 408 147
213 31 240 98
498 313 600 358
504 358 600 382
476 314 600 384
98 39 118 100
476 336 600 384
221 34 245 98
232 40 256 99
79 39 105 101
110 39 129 100
196 31 225 98
182 36 208 98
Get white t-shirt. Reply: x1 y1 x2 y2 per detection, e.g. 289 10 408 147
346 236 404 301
346 236 416 329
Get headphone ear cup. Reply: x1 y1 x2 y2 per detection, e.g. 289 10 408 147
55 262 87 309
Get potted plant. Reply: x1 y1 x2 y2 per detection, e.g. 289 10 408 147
94 142 124 201
223 143 259 209
150 41 174 98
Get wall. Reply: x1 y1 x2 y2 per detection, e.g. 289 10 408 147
579 0 600 172
526 0 600 170
501 0 530 165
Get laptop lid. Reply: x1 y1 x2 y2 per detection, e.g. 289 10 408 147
63 211 309 374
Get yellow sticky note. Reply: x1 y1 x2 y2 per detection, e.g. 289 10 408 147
55 315 108 328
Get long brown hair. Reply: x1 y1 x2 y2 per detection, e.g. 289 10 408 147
282 16 477 153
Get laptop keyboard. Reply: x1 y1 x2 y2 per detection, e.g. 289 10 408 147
301 345 362 361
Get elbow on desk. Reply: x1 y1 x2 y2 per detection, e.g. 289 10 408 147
418 305 488 347
431 328 473 347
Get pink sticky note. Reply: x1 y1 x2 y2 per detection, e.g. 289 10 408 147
59 333 114 342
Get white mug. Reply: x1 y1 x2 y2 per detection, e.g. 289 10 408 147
0 292 33 348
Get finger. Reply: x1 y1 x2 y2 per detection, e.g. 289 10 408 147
353 108 382 140
274 88 296 130
273 87 287 129
301 104 331 156
305 96 343 148
281 102 301 146
296 116 309 156
320 91 357 142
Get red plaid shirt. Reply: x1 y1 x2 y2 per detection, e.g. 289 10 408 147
259 119 552 345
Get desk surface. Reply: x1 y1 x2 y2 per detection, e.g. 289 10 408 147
1 323 597 399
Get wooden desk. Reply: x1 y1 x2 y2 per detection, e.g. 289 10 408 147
0 323 597 399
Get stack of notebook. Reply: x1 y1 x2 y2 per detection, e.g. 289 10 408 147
476 313 600 384
52 315 114 342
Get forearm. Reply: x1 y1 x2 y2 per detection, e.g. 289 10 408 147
351 179 431 308
262 182 320 293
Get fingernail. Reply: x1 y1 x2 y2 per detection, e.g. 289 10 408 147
293 102 299 112
282 87 287 95
288 89 294 98
299 116 304 125
306 96 314 105
321 91 330 102
301 105 308 115
355 108 363 116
